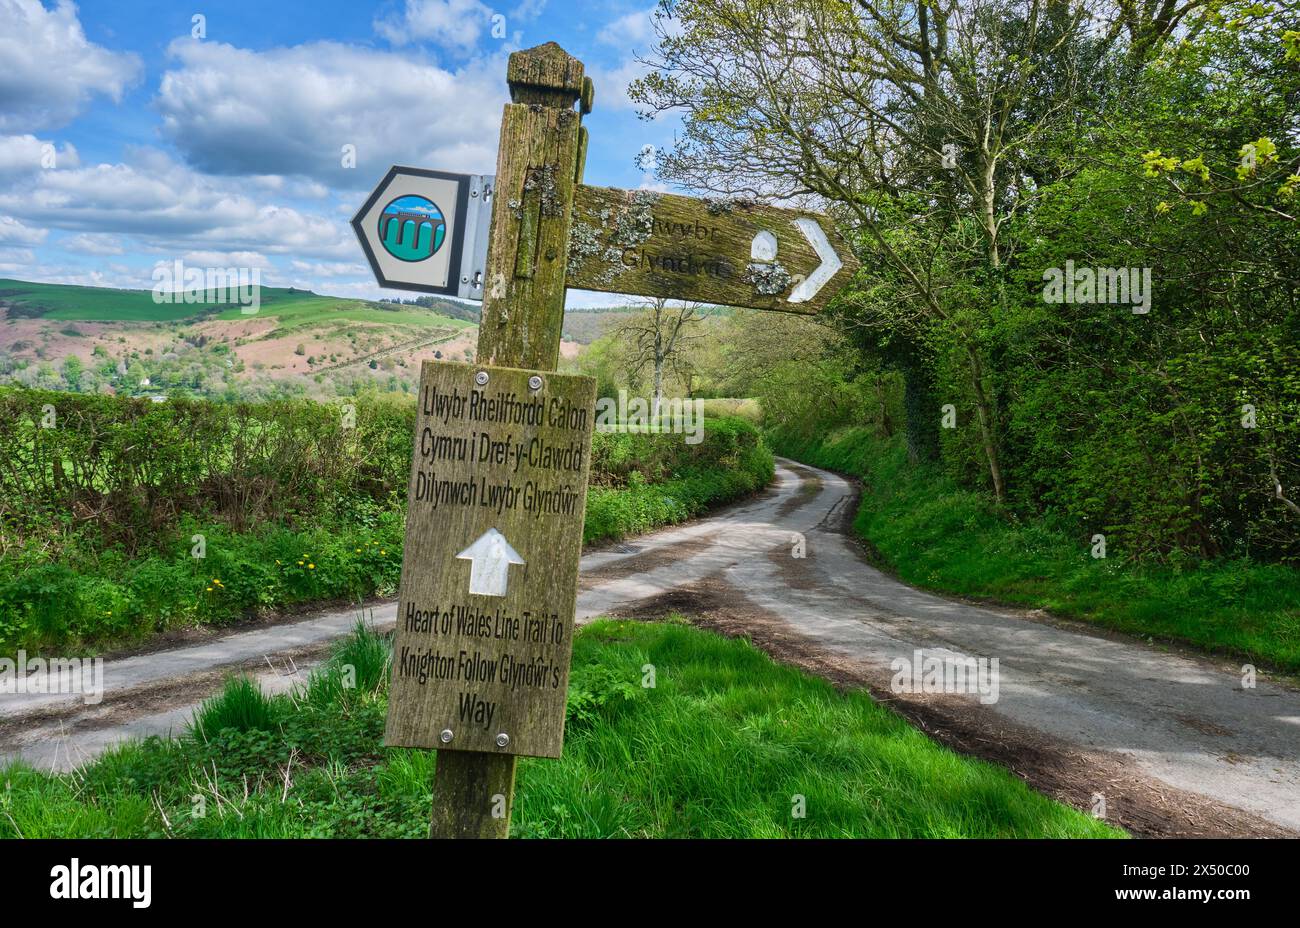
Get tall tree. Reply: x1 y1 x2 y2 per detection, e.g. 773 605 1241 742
631 0 1154 500
614 297 710 417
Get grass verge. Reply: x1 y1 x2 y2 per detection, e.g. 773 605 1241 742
0 620 1120 838
771 427 1300 674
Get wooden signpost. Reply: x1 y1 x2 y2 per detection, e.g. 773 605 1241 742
568 185 856 315
355 41 858 838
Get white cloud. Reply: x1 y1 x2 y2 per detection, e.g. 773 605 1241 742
154 39 505 186
509 0 546 21
61 232 124 255
596 7 657 48
0 214 46 245
590 6 676 111
177 250 274 269
0 0 141 131
0 147 356 260
0 211 45 241
290 259 368 277
564 288 641 309
374 0 496 50
586 56 653 112
0 262 148 290
303 278 386 299
0 134 79 180
0 248 35 265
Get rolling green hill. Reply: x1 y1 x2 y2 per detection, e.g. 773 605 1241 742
0 278 197 321
0 278 475 329
0 277 479 401
212 295 474 330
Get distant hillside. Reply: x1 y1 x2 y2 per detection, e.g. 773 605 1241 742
0 277 485 401
561 304 729 344
0 278 458 326
404 295 481 325
563 305 642 344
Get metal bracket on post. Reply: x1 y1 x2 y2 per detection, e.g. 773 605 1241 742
456 174 494 301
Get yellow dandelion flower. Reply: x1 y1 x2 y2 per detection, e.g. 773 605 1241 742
308 563 315 569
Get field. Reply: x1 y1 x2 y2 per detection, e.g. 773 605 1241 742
0 278 487 400
0 620 1123 839
0 278 206 322
212 295 474 331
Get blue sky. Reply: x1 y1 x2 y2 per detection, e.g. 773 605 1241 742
0 0 677 307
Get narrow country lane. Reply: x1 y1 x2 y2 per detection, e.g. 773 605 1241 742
3 461 1297 837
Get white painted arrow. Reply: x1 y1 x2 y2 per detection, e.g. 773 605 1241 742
456 528 525 597
787 217 843 304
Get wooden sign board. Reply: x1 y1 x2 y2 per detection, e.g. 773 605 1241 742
384 360 596 758
566 184 859 314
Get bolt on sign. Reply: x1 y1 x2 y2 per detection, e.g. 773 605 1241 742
384 361 596 758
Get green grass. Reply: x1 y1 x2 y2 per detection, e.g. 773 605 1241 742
1 278 190 321
212 295 474 331
772 427 1300 674
0 278 472 329
190 676 277 739
0 620 1122 838
584 420 774 543
0 278 308 322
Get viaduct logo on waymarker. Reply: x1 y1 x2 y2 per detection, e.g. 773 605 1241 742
379 194 447 262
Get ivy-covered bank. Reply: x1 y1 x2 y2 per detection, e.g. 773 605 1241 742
772 427 1300 675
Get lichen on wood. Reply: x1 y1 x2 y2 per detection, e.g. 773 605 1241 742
524 163 563 218
745 260 792 295
567 190 659 284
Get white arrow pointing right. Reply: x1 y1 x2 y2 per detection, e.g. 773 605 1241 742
787 217 843 304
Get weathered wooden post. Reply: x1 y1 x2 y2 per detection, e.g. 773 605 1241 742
422 42 589 839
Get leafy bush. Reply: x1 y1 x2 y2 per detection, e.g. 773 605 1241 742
0 387 414 558
584 417 773 543
0 393 772 656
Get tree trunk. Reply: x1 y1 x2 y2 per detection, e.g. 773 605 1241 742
964 341 1005 503
652 356 663 424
